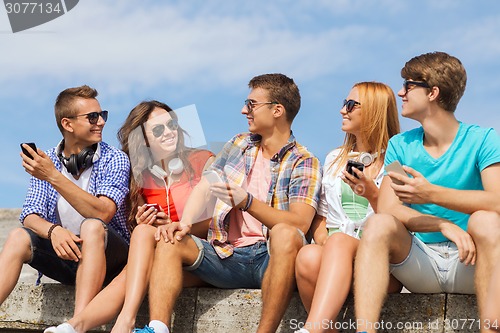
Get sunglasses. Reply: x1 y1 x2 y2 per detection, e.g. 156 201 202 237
67 110 108 124
403 80 430 94
244 99 277 112
151 119 179 138
343 99 361 113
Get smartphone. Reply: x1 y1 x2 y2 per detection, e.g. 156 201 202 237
20 142 37 159
203 170 224 185
346 160 365 179
385 161 408 185
145 203 161 211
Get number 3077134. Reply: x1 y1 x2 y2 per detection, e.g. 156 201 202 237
5 2 62 14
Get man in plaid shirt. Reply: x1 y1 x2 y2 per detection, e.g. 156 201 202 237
131 74 322 333
0 85 130 320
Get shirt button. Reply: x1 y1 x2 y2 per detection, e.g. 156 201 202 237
272 168 276 172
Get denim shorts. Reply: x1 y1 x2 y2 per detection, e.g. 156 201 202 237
390 233 475 294
23 219 129 286
185 236 270 289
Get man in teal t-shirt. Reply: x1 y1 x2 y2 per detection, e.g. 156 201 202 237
354 52 500 333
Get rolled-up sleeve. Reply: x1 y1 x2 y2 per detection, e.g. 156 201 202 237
288 156 322 210
96 150 130 209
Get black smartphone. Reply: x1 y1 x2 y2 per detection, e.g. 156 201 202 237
346 160 365 179
20 142 37 159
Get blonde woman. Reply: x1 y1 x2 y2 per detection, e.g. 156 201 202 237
294 82 401 333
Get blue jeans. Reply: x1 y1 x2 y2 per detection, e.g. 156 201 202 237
186 236 270 289
23 219 128 286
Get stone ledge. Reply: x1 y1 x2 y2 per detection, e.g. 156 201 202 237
0 283 479 333
0 209 22 221
0 212 481 332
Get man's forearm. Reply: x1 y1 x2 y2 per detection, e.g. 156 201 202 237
383 204 452 233
48 172 116 222
181 179 212 225
430 186 500 215
246 199 314 233
23 214 58 239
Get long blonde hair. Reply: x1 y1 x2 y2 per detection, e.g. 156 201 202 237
329 82 400 175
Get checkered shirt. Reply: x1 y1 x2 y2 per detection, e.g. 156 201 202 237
19 141 131 243
207 132 322 258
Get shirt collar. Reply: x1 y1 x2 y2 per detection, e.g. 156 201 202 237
245 131 296 162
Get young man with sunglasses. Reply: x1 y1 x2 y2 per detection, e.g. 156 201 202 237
130 73 322 333
0 85 130 320
353 52 500 333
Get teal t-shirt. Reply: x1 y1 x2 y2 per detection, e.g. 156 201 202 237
385 122 500 243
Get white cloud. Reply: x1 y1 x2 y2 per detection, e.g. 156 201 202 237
0 1 400 95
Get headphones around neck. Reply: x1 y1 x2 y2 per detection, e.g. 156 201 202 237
358 151 378 167
57 142 97 177
148 158 184 224
349 149 384 167
150 165 169 179
149 158 184 180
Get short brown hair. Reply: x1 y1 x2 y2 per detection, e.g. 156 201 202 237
401 52 466 112
248 73 300 123
54 85 98 134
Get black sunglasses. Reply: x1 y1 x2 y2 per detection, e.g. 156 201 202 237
151 119 179 138
343 99 361 113
244 99 278 112
403 80 430 94
67 110 108 124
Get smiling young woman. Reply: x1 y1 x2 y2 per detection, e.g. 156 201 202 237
294 81 401 333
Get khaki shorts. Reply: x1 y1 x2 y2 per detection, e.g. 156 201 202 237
390 233 475 294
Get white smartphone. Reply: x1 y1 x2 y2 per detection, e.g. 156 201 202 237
203 170 224 185
145 203 161 211
385 161 408 185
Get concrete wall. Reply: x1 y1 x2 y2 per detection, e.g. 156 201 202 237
0 283 479 333
0 209 480 333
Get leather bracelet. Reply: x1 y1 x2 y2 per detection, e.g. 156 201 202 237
240 192 253 212
47 224 62 240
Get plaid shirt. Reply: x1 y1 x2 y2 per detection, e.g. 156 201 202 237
207 132 322 258
19 141 131 243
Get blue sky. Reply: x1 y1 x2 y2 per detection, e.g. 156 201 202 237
1 0 500 208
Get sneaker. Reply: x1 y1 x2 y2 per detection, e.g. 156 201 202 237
133 326 155 333
43 323 76 333
148 320 169 333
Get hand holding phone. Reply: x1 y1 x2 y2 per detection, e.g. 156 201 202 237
203 170 224 185
145 203 161 211
346 160 365 179
385 161 408 185
20 142 37 159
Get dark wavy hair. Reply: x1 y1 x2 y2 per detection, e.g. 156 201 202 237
117 100 195 231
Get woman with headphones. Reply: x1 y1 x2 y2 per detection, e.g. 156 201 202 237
45 101 214 333
294 82 402 333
